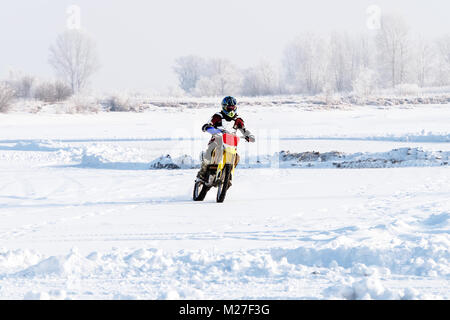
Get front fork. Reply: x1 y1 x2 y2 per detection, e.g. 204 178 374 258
216 147 238 182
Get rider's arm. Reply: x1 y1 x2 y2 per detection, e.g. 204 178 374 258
234 118 255 142
233 117 245 130
202 114 223 132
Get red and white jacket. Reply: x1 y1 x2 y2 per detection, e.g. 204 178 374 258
202 110 255 143
202 111 245 132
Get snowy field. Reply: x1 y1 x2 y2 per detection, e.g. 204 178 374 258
0 103 449 300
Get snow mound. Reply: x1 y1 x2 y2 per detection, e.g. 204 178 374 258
80 151 109 167
1 238 447 299
149 154 197 169
8 239 449 279
323 276 421 300
4 139 448 170
280 151 344 162
12 140 68 152
17 248 95 277
270 240 450 277
149 155 181 169
143 148 449 170
0 249 43 274
279 148 450 168
76 146 149 170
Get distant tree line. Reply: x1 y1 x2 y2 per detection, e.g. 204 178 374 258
2 13 450 113
0 29 99 112
173 14 450 97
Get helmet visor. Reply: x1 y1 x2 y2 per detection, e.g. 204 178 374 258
225 105 236 112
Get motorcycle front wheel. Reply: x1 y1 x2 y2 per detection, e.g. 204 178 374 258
216 164 232 203
193 180 210 201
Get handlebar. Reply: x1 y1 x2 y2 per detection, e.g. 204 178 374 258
206 126 254 142
206 126 236 135
206 127 223 135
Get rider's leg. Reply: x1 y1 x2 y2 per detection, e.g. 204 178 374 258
206 135 223 164
204 142 217 163
234 153 240 168
197 158 210 180
197 136 222 180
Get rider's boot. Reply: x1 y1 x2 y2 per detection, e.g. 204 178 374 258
196 159 210 182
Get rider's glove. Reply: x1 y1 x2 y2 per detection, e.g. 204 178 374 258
245 135 255 143
202 124 212 132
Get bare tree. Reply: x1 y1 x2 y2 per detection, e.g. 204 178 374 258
434 35 450 86
193 58 242 96
437 35 450 65
352 67 378 97
0 82 15 113
34 80 73 103
49 30 100 94
328 32 355 92
282 33 329 94
207 58 242 96
412 36 435 87
7 70 35 99
173 55 205 93
241 60 279 96
376 14 411 88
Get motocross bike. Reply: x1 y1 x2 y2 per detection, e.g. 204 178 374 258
193 127 244 203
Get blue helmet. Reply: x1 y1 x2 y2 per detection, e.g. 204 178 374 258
221 96 237 117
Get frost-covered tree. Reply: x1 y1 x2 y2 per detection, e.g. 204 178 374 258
173 55 205 93
352 67 378 97
282 32 376 94
282 33 329 94
193 58 242 96
434 35 450 86
0 82 15 113
328 32 367 93
328 33 351 92
6 70 35 99
412 36 435 87
33 80 72 103
241 60 279 96
376 14 411 88
49 30 100 94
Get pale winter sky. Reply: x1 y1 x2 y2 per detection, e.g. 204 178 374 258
0 0 449 93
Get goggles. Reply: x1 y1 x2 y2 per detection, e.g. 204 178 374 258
225 105 236 112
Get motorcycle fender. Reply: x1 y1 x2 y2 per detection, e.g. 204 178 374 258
217 148 235 177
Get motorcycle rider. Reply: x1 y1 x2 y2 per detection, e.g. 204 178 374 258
197 96 255 181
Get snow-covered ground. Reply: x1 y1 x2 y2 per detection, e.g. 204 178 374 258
0 103 449 299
